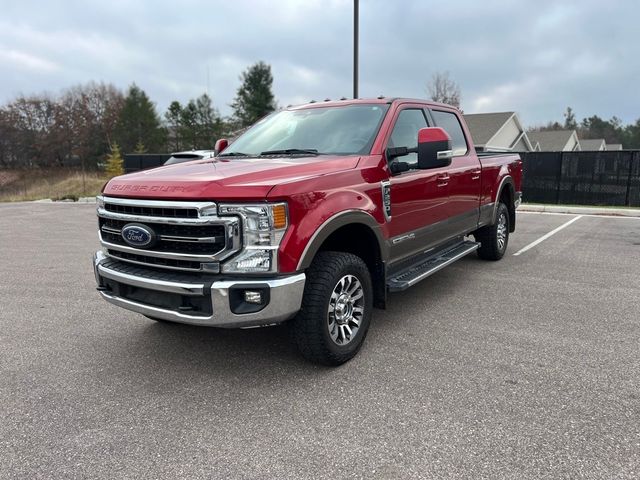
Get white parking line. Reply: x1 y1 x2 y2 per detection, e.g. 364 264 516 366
513 215 583 256
518 211 640 220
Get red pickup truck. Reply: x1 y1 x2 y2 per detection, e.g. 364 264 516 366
94 98 522 365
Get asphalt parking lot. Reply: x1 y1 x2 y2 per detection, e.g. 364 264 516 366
1 203 639 479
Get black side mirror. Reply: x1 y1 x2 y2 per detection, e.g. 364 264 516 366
416 127 453 169
389 161 410 174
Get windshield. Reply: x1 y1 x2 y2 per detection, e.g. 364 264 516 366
222 104 389 156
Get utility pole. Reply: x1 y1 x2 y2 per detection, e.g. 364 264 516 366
353 0 359 99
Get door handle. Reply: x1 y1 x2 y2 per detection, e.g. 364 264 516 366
436 174 450 187
471 169 481 180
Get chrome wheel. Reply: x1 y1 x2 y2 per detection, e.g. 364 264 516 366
497 211 508 251
327 274 364 345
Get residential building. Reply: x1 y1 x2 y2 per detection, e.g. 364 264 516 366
527 130 581 152
463 112 534 152
579 139 606 151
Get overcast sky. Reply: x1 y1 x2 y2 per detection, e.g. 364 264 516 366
1 0 637 126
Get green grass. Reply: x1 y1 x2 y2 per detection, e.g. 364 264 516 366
0 169 108 202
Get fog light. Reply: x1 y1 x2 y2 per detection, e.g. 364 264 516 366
244 290 263 304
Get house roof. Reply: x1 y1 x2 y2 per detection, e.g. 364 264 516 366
607 143 623 150
463 112 515 146
580 139 606 150
527 130 576 151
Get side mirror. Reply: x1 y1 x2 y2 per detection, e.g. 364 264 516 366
214 138 229 156
389 161 410 174
417 127 453 169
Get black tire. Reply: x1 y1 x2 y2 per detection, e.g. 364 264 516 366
475 202 510 261
290 251 373 366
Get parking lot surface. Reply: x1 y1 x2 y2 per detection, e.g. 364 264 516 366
1 203 639 479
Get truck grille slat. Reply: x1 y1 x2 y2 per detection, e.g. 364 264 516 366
104 203 198 218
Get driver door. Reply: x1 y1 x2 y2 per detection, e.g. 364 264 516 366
385 106 451 263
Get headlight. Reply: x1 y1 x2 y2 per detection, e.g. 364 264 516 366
96 195 105 210
219 203 288 273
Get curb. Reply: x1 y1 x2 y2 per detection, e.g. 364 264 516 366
519 204 640 217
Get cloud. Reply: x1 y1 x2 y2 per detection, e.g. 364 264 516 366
0 49 59 73
0 0 638 125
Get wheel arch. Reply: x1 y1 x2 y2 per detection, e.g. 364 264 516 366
297 210 388 309
493 176 516 232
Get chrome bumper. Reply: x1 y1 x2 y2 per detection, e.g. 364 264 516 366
93 251 305 328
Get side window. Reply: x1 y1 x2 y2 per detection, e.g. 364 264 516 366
431 110 468 155
388 109 428 166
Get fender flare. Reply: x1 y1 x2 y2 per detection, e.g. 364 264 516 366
492 175 515 224
296 210 387 271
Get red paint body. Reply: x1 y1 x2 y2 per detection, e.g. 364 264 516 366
103 98 522 274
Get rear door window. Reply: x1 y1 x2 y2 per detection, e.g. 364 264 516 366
430 110 468 155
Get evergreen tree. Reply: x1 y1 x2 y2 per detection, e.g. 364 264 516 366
563 107 577 130
231 61 276 128
114 84 165 153
134 141 147 153
165 101 183 151
104 142 124 177
172 93 223 150
194 93 223 148
580 115 625 144
179 100 198 149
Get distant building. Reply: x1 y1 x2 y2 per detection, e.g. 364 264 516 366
527 130 581 152
606 143 623 150
579 139 606 151
463 112 534 152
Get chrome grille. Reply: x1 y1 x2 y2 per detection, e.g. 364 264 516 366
99 218 226 255
104 203 199 218
98 196 241 272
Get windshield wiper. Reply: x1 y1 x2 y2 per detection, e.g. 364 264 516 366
218 152 250 157
259 148 320 156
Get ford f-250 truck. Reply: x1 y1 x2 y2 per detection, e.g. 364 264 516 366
93 98 522 365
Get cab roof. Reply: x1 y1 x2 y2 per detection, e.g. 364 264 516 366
287 97 459 111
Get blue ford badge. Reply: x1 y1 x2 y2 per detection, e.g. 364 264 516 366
121 223 155 248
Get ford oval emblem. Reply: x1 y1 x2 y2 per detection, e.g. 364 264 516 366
121 223 155 248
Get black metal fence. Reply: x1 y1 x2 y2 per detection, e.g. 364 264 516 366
521 151 640 207
123 154 171 173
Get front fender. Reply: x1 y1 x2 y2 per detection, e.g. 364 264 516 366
295 209 387 271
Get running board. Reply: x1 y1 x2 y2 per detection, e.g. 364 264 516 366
387 241 480 292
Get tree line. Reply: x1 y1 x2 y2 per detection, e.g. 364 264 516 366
425 73 640 149
0 61 276 169
2 65 639 171
529 107 640 148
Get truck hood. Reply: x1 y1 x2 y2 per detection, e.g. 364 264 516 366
103 155 360 200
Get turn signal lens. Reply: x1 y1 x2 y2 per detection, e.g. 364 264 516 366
272 204 287 229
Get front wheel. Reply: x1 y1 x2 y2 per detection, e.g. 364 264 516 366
475 202 510 260
290 251 373 366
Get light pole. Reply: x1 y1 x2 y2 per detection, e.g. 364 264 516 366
353 0 359 99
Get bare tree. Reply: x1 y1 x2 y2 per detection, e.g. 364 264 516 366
426 72 461 108
0 82 124 169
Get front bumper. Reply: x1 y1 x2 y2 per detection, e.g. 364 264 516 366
93 251 305 328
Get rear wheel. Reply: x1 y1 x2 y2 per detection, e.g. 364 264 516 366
290 251 373 366
475 202 509 260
